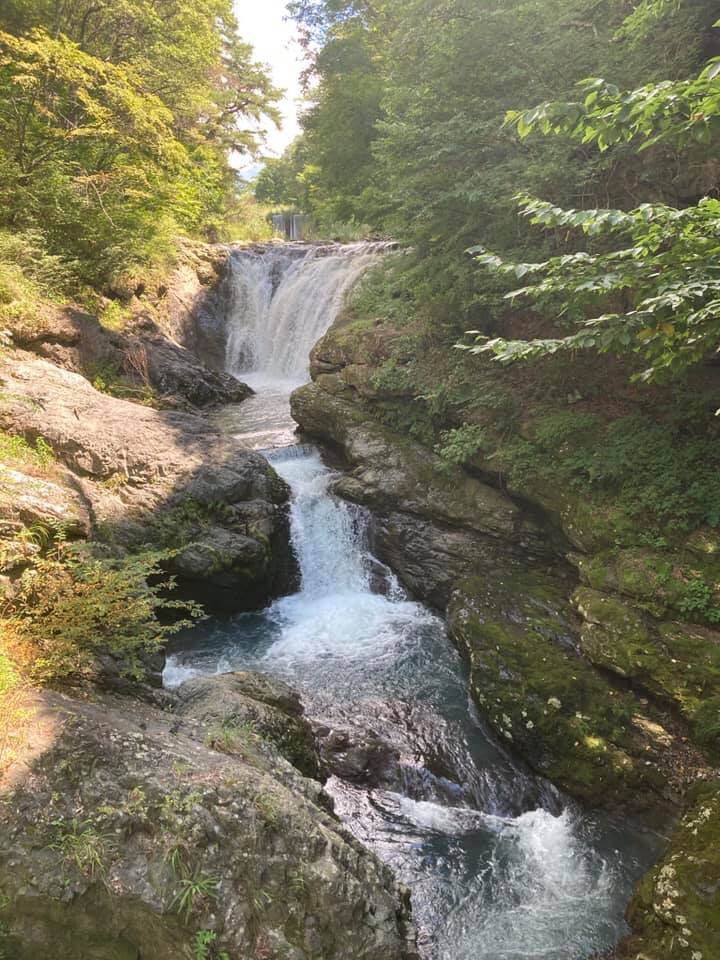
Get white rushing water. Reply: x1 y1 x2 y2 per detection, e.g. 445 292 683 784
164 242 659 959
225 242 387 381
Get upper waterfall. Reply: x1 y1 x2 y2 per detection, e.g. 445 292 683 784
225 241 387 381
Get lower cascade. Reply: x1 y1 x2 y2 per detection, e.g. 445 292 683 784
164 242 660 959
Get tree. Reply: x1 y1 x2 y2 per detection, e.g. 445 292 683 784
0 1 281 284
464 22 720 383
287 0 710 317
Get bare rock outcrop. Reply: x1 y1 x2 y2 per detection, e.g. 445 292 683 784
0 682 415 960
0 353 294 611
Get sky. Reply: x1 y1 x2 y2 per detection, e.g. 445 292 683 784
233 0 308 165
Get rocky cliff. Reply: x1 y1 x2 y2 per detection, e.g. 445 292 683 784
0 675 414 960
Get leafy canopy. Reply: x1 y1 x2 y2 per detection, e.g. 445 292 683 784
0 1 280 285
464 18 720 382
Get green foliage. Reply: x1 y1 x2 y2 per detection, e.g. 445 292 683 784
0 4 280 285
51 820 109 878
677 576 720 624
1 547 203 684
194 929 229 960
171 873 220 922
465 194 720 381
505 40 720 152
436 424 489 466
0 230 76 297
0 431 54 469
463 12 720 381
496 409 720 534
97 302 132 333
303 219 374 242
287 0 709 319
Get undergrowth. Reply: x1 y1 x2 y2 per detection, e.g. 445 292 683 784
1 545 204 684
0 432 55 470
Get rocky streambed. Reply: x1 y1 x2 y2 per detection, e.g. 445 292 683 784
1 240 719 960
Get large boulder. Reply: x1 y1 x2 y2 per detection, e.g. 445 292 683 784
174 672 320 779
0 353 294 611
9 301 251 410
0 686 415 960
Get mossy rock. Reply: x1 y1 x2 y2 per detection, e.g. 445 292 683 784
574 547 720 625
572 587 720 755
448 572 669 807
622 780 720 960
572 586 651 681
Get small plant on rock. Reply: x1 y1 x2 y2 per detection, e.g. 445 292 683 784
194 929 230 960
172 872 220 922
51 820 109 878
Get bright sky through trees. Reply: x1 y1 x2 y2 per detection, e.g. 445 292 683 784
234 0 306 156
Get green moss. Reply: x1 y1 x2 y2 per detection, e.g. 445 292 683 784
569 585 720 753
448 573 665 806
625 781 720 959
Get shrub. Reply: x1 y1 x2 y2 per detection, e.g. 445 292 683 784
0 229 77 297
1 548 203 684
0 432 55 470
437 424 489 466
677 576 720 625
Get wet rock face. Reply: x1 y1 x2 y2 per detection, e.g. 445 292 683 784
447 571 711 810
0 353 295 612
0 685 416 960
313 699 491 807
291 382 553 607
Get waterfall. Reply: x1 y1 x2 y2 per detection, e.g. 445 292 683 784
225 242 387 382
164 444 652 960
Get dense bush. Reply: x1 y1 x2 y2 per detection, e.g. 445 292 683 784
1 548 203 684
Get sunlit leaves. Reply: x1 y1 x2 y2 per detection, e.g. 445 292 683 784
505 56 720 152
463 196 720 381
0 2 281 283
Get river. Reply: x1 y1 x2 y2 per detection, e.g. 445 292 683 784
164 242 661 960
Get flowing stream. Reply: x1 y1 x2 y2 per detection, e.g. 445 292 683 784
165 242 661 959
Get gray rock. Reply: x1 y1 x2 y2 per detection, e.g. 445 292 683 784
0 465 90 538
141 336 252 408
0 687 415 960
174 672 320 778
0 353 295 611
